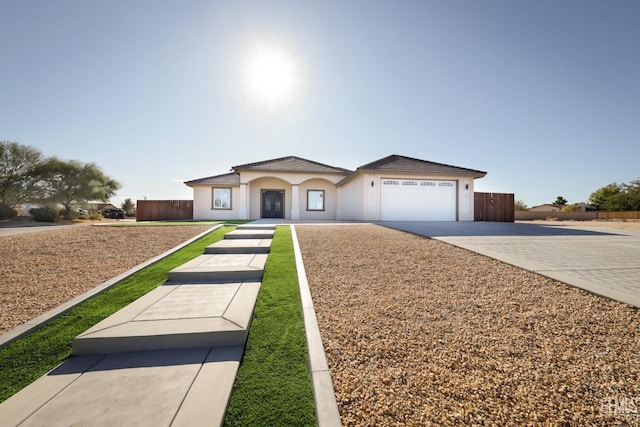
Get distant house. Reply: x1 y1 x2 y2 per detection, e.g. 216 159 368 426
185 154 487 221
88 203 118 214
529 204 561 212
575 202 598 212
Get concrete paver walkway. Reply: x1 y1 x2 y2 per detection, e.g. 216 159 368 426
383 221 640 308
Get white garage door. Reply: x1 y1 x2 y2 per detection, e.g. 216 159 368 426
381 179 457 221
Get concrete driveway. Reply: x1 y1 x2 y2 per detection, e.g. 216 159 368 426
383 221 640 308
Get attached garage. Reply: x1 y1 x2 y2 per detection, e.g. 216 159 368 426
381 178 457 221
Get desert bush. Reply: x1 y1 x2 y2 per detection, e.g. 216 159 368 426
88 213 103 220
29 207 58 223
0 203 17 220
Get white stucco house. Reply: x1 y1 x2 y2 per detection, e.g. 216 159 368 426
185 154 487 221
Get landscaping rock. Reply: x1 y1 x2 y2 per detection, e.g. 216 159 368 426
296 224 640 426
0 225 212 334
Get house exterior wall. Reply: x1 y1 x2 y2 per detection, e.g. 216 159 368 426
298 178 338 220
336 175 366 220
240 171 347 186
192 185 240 220
458 178 475 221
242 171 348 220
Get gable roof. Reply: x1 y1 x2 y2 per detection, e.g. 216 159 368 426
184 154 487 188
184 172 240 187
337 154 486 186
232 156 352 174
356 154 487 176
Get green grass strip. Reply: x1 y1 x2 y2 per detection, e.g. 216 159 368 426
0 225 231 402
224 226 316 426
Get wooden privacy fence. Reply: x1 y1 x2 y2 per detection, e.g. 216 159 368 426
515 211 639 221
474 192 515 222
597 211 640 220
136 200 193 221
515 211 597 221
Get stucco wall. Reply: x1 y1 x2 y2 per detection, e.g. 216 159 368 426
192 185 240 220
241 170 347 186
458 178 474 221
337 175 365 220
298 178 338 220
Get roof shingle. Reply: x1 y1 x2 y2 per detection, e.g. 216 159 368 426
184 172 240 186
232 156 352 174
356 154 486 177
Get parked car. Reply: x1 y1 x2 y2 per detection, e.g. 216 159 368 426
102 208 124 219
76 209 89 216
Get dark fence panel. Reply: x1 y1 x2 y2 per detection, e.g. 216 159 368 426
474 192 515 222
136 200 193 221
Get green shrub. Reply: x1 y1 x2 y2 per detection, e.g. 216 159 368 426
88 213 103 220
29 207 58 222
0 203 17 220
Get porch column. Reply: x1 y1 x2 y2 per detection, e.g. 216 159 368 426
291 184 300 220
238 183 248 219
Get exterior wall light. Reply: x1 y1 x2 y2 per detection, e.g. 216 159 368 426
465 183 469 190
371 180 375 187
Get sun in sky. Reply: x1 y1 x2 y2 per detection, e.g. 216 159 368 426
241 44 301 110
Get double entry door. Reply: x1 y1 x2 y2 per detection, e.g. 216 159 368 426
261 190 284 218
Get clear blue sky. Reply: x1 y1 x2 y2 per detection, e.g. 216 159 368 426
2 0 639 208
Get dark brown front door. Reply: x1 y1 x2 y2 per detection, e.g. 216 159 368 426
261 190 284 218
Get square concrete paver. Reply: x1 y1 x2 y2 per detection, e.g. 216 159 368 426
223 229 275 239
167 254 268 282
134 283 240 320
73 281 260 355
205 238 272 254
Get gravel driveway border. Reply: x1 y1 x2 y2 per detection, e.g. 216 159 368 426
0 225 223 350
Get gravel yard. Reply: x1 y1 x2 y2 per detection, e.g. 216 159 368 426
0 224 212 334
296 224 640 426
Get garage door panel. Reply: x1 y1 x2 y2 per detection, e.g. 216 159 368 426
381 179 457 221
